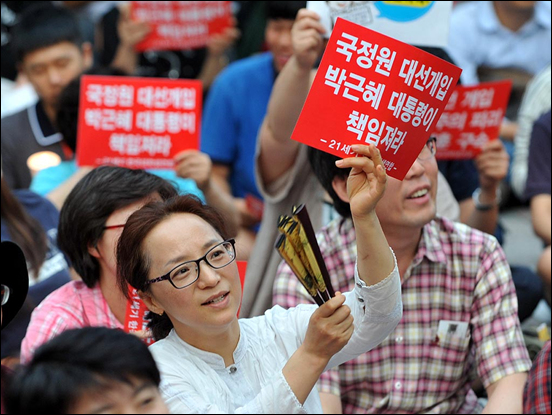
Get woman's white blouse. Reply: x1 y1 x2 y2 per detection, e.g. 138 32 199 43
149 255 402 414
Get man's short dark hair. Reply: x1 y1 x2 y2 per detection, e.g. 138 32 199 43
11 4 84 63
5 327 161 414
266 1 306 20
308 147 352 218
58 166 179 287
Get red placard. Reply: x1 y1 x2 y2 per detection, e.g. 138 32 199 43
237 261 247 317
77 75 202 170
131 1 233 52
125 285 155 345
291 17 462 180
433 80 512 160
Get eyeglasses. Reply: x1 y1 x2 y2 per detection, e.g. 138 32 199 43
417 137 437 161
103 224 126 230
146 239 236 289
1 285 10 306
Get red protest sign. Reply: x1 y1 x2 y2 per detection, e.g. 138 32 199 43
433 80 512 160
291 17 462 180
77 75 202 170
237 261 247 317
125 285 155 346
131 1 233 52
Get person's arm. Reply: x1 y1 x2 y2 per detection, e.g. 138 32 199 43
482 373 528 414
320 392 343 414
198 25 240 90
174 151 239 237
531 194 551 245
109 4 151 75
336 144 394 285
258 9 325 186
459 140 508 235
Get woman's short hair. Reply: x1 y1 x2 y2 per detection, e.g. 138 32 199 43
58 166 178 287
117 195 229 340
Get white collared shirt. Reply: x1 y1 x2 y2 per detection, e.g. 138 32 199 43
149 254 402 414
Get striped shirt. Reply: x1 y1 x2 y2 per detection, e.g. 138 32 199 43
273 216 531 414
20 281 123 364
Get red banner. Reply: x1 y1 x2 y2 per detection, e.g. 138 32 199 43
125 285 155 345
131 1 233 52
433 80 512 160
291 17 462 180
237 261 247 317
77 75 202 170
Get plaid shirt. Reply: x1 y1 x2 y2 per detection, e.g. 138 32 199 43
273 216 531 414
524 341 551 414
20 281 123 364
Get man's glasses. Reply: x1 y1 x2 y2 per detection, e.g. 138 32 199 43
146 239 236 290
417 137 437 161
1 284 10 306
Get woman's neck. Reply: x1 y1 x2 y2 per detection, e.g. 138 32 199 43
175 319 241 367
99 272 128 325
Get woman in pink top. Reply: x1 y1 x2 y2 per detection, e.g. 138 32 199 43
20 166 178 363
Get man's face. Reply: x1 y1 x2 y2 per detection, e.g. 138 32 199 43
265 19 295 73
374 146 439 233
19 41 92 109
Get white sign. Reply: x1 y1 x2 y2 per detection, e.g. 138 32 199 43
307 1 453 48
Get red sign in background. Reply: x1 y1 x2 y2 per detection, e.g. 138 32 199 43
131 1 233 52
433 80 512 160
77 75 202 170
291 17 462 180
125 285 155 345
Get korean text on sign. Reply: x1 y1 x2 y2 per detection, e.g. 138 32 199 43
433 80 512 160
291 17 462 180
77 75 202 170
131 1 233 51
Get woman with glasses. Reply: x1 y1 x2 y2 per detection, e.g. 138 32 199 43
117 144 402 414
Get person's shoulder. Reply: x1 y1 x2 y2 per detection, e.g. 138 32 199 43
432 216 500 252
32 280 87 314
13 189 58 213
218 52 273 81
450 1 481 21
1 106 29 134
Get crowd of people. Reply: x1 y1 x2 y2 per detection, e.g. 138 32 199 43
1 1 550 414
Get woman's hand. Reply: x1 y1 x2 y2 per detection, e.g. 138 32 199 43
301 292 354 364
336 144 387 220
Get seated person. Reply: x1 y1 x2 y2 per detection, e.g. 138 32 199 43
1 175 71 363
272 9 530 414
116 149 402 414
6 327 170 414
1 4 93 190
20 166 179 363
525 110 551 304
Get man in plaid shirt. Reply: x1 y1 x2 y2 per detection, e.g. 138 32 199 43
273 142 531 414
